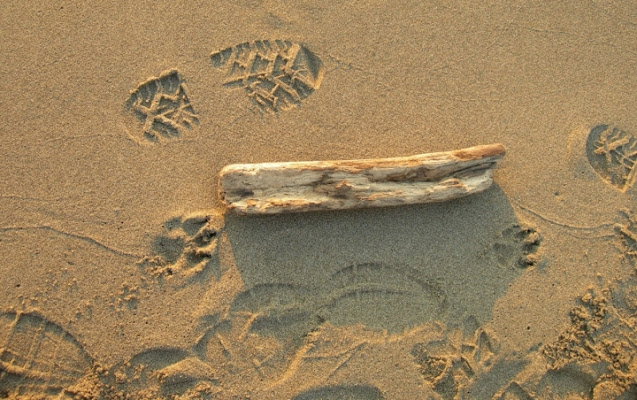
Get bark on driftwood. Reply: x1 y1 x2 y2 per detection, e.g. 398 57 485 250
219 144 505 215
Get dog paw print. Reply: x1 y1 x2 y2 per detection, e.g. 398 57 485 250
492 224 542 269
138 212 223 280
410 316 500 399
113 283 143 313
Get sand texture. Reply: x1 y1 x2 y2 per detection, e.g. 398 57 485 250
1 1 636 399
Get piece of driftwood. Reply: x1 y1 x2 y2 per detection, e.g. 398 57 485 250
219 143 506 215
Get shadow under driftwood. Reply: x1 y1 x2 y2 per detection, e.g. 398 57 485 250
222 184 540 336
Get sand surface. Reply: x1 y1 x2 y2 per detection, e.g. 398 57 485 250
1 1 637 399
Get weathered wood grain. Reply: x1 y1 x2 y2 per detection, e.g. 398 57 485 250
219 144 506 215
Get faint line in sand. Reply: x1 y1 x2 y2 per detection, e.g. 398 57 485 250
511 21 637 57
39 133 125 145
513 203 617 240
0 225 141 259
0 195 72 202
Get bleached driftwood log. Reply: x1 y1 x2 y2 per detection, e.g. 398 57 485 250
219 144 505 215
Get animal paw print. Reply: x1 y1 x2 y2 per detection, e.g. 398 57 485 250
138 212 223 279
492 224 541 269
210 40 324 113
126 69 199 142
410 316 500 400
114 283 142 313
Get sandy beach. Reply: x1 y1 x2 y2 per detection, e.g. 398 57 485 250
1 1 636 398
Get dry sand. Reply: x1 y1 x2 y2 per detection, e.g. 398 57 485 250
1 1 637 399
